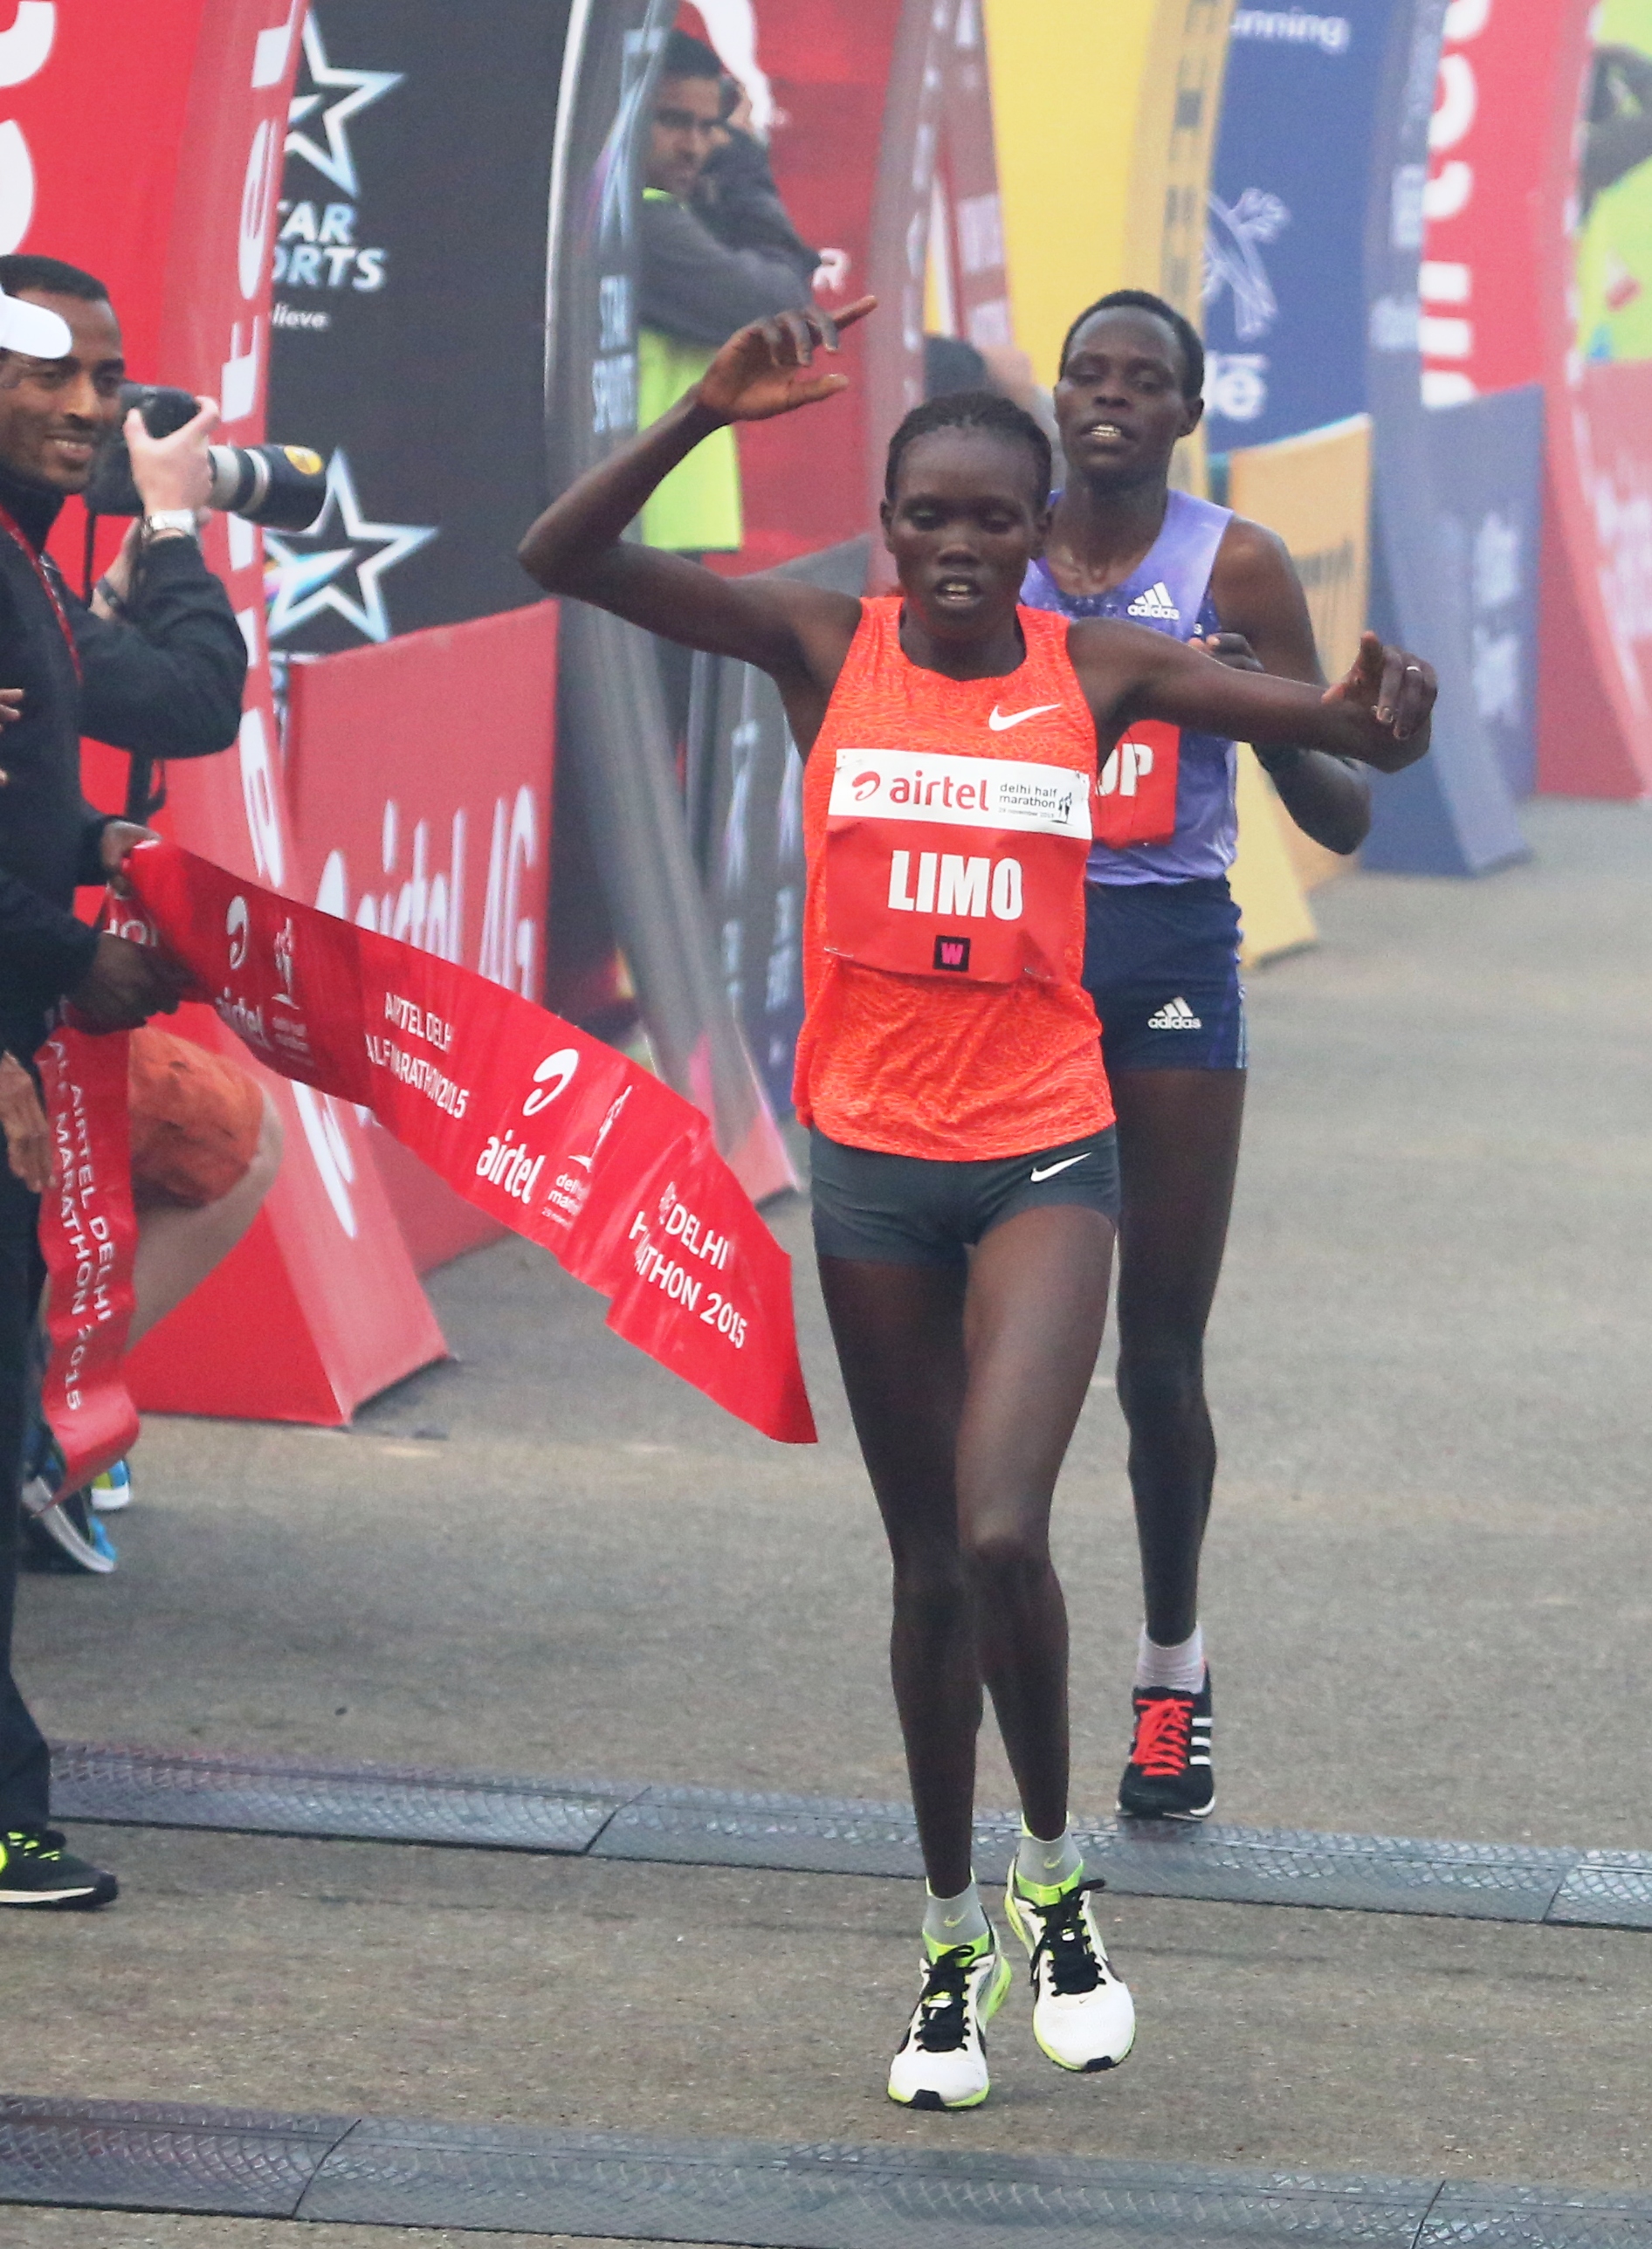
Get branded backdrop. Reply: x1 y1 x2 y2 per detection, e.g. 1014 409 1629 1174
262 0 568 1263
10 0 445 1422
1205 1 1398 451
1361 0 1527 872
264 0 571 650
1537 0 1652 796
544 0 795 1206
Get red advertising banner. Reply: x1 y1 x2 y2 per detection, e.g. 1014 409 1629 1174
1417 0 1550 405
113 842 816 1446
286 602 560 1269
9 0 446 1419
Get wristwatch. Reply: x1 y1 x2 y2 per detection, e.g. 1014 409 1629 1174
141 509 200 540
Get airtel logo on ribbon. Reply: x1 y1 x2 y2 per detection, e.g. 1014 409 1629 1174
523 1048 580 1116
226 895 251 970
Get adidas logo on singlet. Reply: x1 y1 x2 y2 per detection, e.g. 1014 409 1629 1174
1127 581 1180 622
1146 996 1203 1030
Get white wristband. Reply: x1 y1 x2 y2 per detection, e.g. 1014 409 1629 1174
142 510 201 540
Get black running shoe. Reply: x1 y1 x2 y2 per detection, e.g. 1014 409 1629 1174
0 1828 119 1909
1117 1671 1214 1819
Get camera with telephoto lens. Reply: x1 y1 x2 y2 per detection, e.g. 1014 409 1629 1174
83 381 328 532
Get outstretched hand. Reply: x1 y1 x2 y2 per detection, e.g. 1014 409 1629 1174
1323 630 1436 741
697 296 876 423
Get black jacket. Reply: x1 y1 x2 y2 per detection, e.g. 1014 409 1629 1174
0 464 246 1059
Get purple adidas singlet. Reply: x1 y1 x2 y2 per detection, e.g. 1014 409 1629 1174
1021 489 1237 887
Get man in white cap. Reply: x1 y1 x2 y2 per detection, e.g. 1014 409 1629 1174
0 253 246 1907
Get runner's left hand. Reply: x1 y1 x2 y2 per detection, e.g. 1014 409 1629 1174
1323 631 1436 740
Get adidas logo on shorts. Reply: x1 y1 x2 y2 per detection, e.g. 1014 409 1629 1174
1146 995 1203 1030
1126 581 1180 622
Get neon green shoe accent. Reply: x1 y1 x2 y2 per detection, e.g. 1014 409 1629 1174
1008 1857 1086 1911
923 1923 995 1967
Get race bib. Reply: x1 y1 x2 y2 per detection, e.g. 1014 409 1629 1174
1093 719 1180 848
824 746 1091 984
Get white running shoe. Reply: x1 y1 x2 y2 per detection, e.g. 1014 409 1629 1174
887 1937 1012 2110
1004 1872 1135 2073
90 1459 133 1513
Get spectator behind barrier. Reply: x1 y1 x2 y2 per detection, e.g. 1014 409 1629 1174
637 29 817 554
0 251 249 1902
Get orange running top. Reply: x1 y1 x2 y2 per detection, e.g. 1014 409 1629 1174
793 597 1111 1161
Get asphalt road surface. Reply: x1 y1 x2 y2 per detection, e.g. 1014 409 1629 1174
6 800 1649 2245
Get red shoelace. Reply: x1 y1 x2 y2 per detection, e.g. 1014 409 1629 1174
1131 1693 1193 1778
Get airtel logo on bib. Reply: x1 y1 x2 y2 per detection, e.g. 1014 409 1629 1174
850 770 880 801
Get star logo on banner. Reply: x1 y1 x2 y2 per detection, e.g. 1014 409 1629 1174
286 14 403 199
265 450 437 644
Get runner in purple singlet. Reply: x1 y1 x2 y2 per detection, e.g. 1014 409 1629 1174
1026 290 1393 1821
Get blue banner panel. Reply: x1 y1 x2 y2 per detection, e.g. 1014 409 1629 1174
1424 384 1545 802
1361 0 1528 875
1204 3 1400 451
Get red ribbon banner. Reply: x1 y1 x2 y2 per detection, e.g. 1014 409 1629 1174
37 1028 141 1495
52 840 817 1454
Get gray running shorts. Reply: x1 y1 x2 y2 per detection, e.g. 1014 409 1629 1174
809 1125 1120 1269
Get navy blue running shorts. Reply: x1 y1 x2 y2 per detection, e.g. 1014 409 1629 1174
809 1125 1121 1269
1084 877 1247 1074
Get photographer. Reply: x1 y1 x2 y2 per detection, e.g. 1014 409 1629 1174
0 252 245 1909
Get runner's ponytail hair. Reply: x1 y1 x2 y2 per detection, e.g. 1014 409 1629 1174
884 391 1052 511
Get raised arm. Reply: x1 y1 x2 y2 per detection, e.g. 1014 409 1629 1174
1073 619 1435 775
519 302 874 742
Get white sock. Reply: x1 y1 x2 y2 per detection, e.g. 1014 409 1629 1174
923 1879 989 1955
1015 1821 1083 1895
1136 1623 1206 1694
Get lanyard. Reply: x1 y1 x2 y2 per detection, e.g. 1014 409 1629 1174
0 501 82 680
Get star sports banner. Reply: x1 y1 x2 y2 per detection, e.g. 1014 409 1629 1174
40 844 816 1478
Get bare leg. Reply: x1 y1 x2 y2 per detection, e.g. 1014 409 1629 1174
960 1207 1112 1839
818 1254 976 1895
127 1090 283 1348
1110 1069 1244 1646
819 1204 1112 1892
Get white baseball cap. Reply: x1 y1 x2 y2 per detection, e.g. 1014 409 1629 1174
0 285 72 359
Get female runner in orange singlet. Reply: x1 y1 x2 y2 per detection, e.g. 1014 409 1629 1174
519 302 1434 2112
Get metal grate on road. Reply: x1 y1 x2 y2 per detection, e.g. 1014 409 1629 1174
3 2099 1651 2246
51 1741 637 1854
49 1741 1652 1931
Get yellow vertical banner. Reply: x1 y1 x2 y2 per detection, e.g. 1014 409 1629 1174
981 0 1158 386
983 0 1316 964
1229 415 1373 895
1124 0 1236 494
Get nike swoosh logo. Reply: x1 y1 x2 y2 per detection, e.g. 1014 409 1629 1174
1029 1152 1088 1182
988 702 1060 731
942 1912 968 1928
